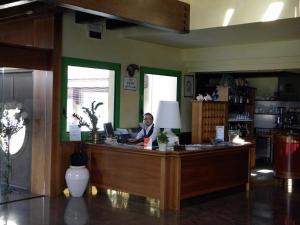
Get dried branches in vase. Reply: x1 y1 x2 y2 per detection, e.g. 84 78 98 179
0 102 28 194
73 101 103 143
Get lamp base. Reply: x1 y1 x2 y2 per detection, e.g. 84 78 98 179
164 129 179 147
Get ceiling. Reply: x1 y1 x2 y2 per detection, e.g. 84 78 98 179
1 1 299 50
119 17 300 49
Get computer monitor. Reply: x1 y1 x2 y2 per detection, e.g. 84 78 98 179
104 122 114 137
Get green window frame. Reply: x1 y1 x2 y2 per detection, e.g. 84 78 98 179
139 66 181 123
60 57 121 141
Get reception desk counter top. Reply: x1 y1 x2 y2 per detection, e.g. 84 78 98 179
87 143 251 210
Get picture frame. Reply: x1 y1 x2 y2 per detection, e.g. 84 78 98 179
184 75 194 97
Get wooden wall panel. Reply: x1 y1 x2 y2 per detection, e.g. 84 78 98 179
0 19 33 46
0 43 52 70
164 156 181 210
56 0 189 32
0 15 54 49
34 16 54 49
32 70 53 195
180 149 249 199
49 13 64 196
89 146 162 198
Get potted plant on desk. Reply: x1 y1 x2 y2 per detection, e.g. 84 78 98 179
73 101 103 143
65 142 89 197
157 130 169 151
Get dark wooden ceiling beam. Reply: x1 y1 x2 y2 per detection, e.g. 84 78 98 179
0 43 52 70
75 11 102 24
75 11 135 30
53 0 189 33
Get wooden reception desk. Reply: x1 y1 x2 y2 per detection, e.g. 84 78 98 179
87 143 251 210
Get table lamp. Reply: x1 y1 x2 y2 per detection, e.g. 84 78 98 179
155 101 181 146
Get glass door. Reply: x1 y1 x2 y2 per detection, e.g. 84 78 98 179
0 67 33 194
0 67 3 193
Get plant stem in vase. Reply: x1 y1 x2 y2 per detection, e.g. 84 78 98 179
2 136 12 194
91 132 99 144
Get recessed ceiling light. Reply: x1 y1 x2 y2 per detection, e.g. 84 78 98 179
223 8 235 27
262 2 284 22
0 0 33 10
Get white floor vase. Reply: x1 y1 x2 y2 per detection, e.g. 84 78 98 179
65 166 89 197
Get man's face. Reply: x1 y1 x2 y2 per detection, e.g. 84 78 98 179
143 115 153 127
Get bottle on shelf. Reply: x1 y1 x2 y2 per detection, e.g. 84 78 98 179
238 87 243 104
228 123 249 138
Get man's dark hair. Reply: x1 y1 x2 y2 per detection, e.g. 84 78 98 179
144 113 153 120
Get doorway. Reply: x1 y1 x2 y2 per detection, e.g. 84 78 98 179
0 67 48 203
0 68 33 191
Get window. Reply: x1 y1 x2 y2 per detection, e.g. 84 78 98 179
61 57 121 141
0 108 26 155
139 67 181 122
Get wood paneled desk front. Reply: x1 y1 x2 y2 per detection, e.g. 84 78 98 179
87 143 251 210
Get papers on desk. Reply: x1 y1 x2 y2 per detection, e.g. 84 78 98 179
115 128 129 135
216 126 225 141
69 124 81 141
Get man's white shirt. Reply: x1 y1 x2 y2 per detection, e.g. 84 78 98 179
135 123 158 141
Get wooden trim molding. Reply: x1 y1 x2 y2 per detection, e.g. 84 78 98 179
0 43 52 70
55 0 190 33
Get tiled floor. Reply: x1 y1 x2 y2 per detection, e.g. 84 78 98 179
0 186 43 204
0 168 299 225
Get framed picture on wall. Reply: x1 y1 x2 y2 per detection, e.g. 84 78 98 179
184 75 194 97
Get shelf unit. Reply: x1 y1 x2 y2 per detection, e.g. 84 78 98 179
195 75 257 168
192 101 228 144
228 87 256 138
228 119 253 122
228 87 256 168
254 113 279 115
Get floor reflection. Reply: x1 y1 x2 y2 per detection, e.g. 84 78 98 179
0 186 43 204
146 198 160 217
104 189 161 217
0 205 18 225
0 174 299 225
64 197 88 225
0 216 18 225
106 189 129 209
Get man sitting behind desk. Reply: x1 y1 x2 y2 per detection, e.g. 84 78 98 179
128 113 158 146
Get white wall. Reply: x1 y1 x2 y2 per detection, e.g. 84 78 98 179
62 12 188 129
181 39 300 72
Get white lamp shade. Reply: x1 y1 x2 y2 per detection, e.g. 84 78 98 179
155 101 181 129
